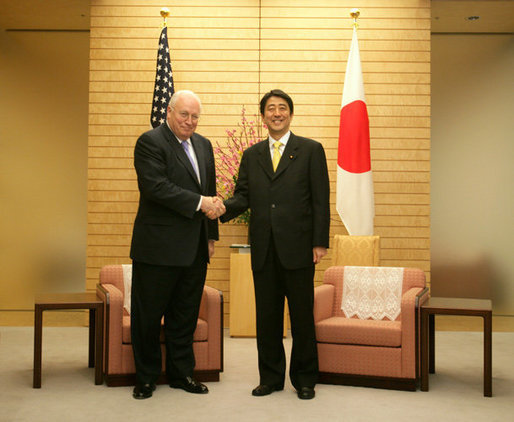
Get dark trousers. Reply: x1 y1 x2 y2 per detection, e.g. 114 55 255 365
130 250 207 385
252 239 318 390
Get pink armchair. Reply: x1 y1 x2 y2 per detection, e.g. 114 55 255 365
97 265 223 386
314 266 429 391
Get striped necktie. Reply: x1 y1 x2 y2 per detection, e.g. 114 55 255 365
181 141 200 181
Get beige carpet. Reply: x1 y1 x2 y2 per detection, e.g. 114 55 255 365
0 327 513 422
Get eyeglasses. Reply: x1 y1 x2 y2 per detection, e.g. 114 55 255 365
175 110 200 122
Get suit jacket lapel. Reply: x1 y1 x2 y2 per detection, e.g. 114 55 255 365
191 134 206 190
256 139 274 180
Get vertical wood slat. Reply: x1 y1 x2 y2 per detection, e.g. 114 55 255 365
88 0 431 326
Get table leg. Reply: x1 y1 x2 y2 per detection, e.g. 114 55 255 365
421 309 429 391
88 309 95 368
94 305 104 385
429 313 435 373
484 311 492 397
33 306 43 388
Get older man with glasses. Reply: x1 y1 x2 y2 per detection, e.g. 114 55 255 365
129 90 225 399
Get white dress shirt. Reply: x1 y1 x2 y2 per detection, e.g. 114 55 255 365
268 130 291 160
167 121 203 210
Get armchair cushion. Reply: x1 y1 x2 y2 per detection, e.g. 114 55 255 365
316 316 401 347
121 316 208 343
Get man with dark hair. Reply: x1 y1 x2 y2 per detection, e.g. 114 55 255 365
221 89 330 400
130 90 224 399
259 89 294 115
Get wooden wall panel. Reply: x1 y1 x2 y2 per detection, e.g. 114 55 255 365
88 0 431 326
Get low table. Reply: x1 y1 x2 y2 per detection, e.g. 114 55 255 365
33 292 104 388
420 297 492 397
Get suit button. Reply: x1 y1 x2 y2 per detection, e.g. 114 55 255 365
271 204 276 208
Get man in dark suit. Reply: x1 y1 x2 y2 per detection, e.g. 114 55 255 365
130 90 225 399
221 89 330 400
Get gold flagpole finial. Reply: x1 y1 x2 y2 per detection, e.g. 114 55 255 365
160 7 170 28
350 8 360 29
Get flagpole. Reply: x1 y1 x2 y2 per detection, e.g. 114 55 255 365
160 7 170 27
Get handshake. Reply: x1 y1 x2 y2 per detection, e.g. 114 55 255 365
201 196 226 220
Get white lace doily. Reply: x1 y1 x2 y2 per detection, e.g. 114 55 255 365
122 264 132 314
341 266 404 320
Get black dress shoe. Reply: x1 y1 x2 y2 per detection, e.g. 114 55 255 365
251 384 284 397
297 387 315 400
132 383 156 400
169 376 209 394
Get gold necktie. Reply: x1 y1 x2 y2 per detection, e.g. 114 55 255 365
272 141 282 171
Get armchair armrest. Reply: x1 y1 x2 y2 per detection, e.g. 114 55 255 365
416 287 430 308
199 285 223 371
400 287 423 377
415 287 430 338
314 284 335 323
414 287 430 379
96 283 124 374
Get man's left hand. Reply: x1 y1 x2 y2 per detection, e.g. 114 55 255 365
313 246 327 264
208 240 215 258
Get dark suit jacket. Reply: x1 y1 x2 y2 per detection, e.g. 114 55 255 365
130 123 218 266
221 132 330 271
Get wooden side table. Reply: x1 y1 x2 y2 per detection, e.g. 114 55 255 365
33 292 104 388
229 250 288 337
420 297 492 397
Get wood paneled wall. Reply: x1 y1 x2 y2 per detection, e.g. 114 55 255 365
88 0 431 326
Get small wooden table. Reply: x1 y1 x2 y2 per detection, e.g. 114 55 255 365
420 297 492 397
33 292 104 388
229 250 288 337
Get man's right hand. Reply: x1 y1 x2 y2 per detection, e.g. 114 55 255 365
201 196 226 220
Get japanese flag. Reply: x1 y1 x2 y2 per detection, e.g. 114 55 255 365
336 27 375 235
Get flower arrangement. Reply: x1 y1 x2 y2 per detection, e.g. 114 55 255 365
214 106 264 225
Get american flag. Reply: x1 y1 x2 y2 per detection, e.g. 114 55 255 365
151 26 174 128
